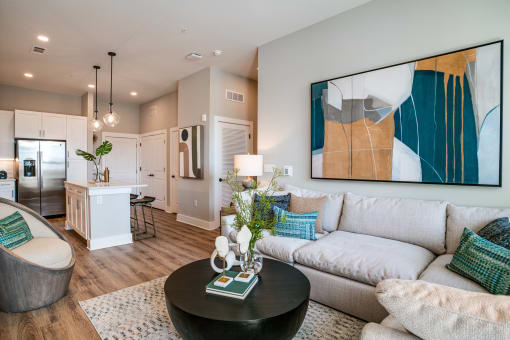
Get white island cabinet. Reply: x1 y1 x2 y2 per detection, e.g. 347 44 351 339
65 181 146 251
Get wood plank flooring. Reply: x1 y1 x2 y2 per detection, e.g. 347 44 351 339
0 210 219 340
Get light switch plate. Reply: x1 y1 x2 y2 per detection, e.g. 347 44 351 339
284 165 293 176
202 114 207 122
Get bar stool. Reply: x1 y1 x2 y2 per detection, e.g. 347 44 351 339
130 195 156 240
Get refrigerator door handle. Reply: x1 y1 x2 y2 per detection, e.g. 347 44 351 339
38 150 42 190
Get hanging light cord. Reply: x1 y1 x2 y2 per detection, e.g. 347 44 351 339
109 52 114 113
94 66 99 119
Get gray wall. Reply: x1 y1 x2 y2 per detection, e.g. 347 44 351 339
140 91 178 209
177 68 212 220
258 0 510 208
97 99 140 134
0 84 82 115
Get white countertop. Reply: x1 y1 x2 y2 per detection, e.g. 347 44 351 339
65 181 147 190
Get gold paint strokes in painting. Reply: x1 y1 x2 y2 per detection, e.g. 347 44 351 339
417 49 475 183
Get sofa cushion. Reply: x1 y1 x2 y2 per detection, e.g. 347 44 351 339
293 231 435 286
376 279 510 340
273 206 318 240
339 192 447 254
0 203 57 238
255 232 328 263
446 203 510 253
12 237 73 268
285 184 343 232
289 194 326 233
419 254 487 293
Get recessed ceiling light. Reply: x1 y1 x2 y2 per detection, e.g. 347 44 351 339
185 52 202 61
88 84 95 88
37 35 49 42
24 73 33 78
213 49 223 56
130 91 138 96
180 28 188 33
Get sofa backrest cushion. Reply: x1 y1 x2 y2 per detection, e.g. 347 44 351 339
0 203 57 239
446 204 510 253
285 184 343 232
339 192 447 254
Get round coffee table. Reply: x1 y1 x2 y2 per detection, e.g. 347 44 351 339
164 258 310 340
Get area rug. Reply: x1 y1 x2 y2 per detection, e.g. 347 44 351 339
79 276 366 340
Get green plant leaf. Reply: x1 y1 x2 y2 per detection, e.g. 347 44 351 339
96 140 113 156
76 149 96 161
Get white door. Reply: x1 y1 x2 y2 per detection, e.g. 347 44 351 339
14 110 42 138
216 120 252 212
169 129 179 213
66 116 87 159
42 113 67 140
102 136 138 187
140 133 167 210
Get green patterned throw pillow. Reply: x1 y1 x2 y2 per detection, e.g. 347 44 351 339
0 211 33 250
273 205 318 240
447 228 510 295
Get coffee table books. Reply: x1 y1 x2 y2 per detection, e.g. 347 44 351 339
205 270 258 300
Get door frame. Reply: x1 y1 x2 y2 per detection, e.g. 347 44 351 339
169 127 179 213
101 132 141 194
213 116 254 226
140 129 168 210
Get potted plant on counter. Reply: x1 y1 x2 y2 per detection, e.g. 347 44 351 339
75 140 112 182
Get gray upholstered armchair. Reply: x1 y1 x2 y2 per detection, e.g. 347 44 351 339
0 198 75 312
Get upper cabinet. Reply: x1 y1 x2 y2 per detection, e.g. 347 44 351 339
66 116 87 159
15 110 67 140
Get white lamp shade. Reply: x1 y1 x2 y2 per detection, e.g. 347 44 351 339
234 154 263 177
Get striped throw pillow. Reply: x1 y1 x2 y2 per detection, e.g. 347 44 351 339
273 205 318 240
447 228 510 295
0 211 33 250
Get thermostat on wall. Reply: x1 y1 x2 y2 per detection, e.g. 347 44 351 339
284 166 293 177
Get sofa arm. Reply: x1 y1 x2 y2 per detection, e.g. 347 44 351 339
361 323 420 340
221 214 236 239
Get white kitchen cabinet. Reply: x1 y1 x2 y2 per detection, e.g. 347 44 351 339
66 116 87 159
67 159 87 183
0 180 16 201
65 184 88 239
15 110 67 140
14 110 42 139
42 113 67 140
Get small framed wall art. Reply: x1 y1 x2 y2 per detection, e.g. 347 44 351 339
179 125 204 179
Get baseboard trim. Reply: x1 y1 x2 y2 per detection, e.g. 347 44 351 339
87 233 133 251
176 214 218 230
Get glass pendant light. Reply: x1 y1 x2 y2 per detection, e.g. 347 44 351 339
103 51 120 127
90 65 103 132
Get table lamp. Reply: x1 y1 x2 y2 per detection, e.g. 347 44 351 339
234 154 263 189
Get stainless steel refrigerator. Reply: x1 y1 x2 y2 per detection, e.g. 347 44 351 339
16 140 66 216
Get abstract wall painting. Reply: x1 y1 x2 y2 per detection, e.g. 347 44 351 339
311 41 503 186
179 125 204 179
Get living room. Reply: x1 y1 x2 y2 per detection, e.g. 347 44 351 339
1 0 509 339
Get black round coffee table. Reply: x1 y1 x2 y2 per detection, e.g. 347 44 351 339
164 258 310 340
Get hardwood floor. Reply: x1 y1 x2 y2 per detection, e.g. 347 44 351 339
0 209 219 340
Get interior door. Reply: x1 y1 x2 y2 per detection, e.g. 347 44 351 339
140 133 167 210
102 136 138 187
217 121 252 209
169 129 179 213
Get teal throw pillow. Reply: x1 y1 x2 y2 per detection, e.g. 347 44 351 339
447 228 510 295
0 211 33 250
273 205 317 241
478 217 510 250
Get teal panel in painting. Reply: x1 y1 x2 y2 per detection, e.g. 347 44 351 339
462 74 478 184
446 74 454 183
454 76 463 183
433 74 446 183
311 81 327 151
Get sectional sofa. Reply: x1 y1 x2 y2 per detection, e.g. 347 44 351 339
221 185 509 323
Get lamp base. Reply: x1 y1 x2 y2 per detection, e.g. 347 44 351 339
242 177 257 190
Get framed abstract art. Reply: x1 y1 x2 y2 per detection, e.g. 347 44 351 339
179 125 204 179
311 40 503 186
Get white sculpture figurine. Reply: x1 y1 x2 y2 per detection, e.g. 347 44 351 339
212 236 233 287
237 225 252 255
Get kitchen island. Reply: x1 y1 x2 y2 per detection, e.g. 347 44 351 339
64 181 147 250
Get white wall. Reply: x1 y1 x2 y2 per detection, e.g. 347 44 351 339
258 0 510 208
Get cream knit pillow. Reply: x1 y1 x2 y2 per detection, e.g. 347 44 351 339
376 279 510 340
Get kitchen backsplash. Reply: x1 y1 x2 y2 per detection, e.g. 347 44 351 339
0 159 15 178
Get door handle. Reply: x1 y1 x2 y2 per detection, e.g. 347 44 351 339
171 175 175 178
219 178 223 182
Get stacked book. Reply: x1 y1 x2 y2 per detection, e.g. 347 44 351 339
205 270 258 300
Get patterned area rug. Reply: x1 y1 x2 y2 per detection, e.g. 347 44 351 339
79 276 366 340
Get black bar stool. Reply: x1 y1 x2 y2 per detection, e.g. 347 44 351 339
130 195 156 240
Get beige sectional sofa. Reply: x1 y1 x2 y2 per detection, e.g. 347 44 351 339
221 185 509 324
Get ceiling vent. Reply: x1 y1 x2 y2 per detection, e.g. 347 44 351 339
32 45 47 54
185 52 202 61
226 89 245 103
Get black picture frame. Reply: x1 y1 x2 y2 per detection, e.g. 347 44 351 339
310 40 504 187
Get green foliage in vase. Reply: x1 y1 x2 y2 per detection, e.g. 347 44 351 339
76 140 113 182
224 167 285 253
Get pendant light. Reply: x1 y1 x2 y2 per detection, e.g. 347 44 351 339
103 51 120 127
90 65 103 132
